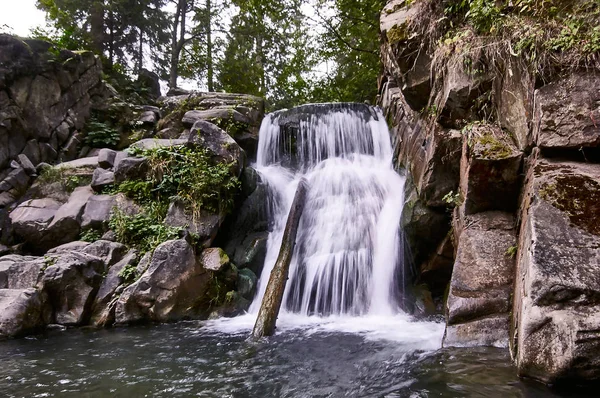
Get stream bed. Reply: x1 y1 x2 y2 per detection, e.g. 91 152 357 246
0 314 591 398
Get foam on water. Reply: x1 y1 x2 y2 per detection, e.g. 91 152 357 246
209 103 443 346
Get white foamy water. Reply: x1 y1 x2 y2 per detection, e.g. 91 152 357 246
209 104 443 346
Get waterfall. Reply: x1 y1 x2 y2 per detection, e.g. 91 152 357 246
250 103 406 317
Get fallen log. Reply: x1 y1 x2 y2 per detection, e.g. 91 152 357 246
251 178 308 339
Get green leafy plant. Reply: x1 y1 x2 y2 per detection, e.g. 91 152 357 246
109 208 181 253
80 229 102 242
84 118 120 148
443 190 463 207
118 263 138 283
129 144 241 218
505 245 518 259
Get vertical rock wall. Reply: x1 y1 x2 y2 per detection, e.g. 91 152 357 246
379 0 600 384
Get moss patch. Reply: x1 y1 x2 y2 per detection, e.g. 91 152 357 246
475 134 513 159
539 174 600 235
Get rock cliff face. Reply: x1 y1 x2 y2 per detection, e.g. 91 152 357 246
0 35 107 208
0 36 267 338
379 0 600 385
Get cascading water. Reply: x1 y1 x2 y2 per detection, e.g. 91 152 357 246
249 103 407 317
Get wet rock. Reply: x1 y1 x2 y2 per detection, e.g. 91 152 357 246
0 288 51 338
237 268 257 300
114 239 210 323
443 212 516 348
444 315 510 348
38 251 104 325
512 155 600 383
201 248 230 272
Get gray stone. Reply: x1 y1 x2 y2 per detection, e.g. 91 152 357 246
156 127 181 140
0 255 46 289
459 124 522 214
17 154 36 175
138 111 158 125
443 212 516 348
57 156 99 170
90 249 138 327
0 289 51 338
9 198 61 244
188 120 245 176
81 240 128 270
97 148 117 168
22 139 41 166
129 138 187 151
512 155 600 383
164 200 223 246
47 241 91 254
91 168 115 191
237 268 257 300
115 239 210 324
444 315 510 348
39 251 104 325
81 195 115 230
46 186 94 245
181 108 251 128
0 167 29 192
533 73 600 149
113 157 149 184
201 247 230 272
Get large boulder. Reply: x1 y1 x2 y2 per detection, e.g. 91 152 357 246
459 125 522 215
9 198 62 249
164 201 223 247
90 249 138 327
0 255 46 288
45 186 94 246
188 120 245 176
114 239 210 324
38 251 105 325
533 73 600 150
0 289 51 338
81 194 115 230
443 212 516 348
512 155 600 383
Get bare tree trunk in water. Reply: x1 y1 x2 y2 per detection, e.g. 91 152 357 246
252 179 308 339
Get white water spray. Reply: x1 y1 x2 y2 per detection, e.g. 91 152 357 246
250 104 406 317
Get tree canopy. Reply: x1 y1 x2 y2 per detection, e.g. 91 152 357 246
32 0 383 109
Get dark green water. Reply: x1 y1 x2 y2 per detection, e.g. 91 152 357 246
0 316 594 398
